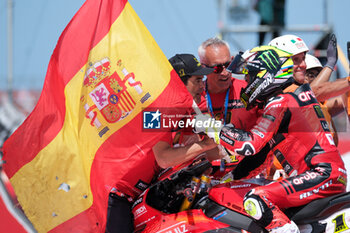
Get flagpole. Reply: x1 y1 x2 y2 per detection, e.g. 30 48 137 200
7 0 14 103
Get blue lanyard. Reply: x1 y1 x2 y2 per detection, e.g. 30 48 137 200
205 83 230 125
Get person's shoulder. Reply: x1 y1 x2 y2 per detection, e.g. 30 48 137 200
231 77 247 86
197 94 208 111
231 77 247 92
266 93 291 107
198 93 206 105
283 83 299 93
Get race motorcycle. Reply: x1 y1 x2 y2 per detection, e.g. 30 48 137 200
132 158 350 233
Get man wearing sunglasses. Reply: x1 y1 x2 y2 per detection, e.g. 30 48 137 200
197 37 259 131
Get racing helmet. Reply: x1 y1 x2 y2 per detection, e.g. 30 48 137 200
228 45 293 80
232 46 293 110
268 34 309 56
305 53 323 70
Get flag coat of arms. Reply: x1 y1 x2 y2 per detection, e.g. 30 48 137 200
2 0 193 232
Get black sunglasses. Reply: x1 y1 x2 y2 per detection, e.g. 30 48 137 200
204 61 231 73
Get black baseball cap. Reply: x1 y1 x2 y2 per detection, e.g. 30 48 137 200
169 54 214 78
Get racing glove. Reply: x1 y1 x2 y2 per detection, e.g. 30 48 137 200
194 114 223 144
325 33 338 70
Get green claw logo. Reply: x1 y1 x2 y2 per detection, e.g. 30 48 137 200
258 50 279 72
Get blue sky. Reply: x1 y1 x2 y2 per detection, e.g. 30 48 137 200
0 0 349 90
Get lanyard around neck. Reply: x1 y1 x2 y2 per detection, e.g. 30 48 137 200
205 82 230 125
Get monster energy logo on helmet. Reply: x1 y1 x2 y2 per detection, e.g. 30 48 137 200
239 46 293 109
257 51 280 74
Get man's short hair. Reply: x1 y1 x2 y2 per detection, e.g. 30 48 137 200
198 37 230 63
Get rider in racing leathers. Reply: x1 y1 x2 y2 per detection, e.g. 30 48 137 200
214 47 347 233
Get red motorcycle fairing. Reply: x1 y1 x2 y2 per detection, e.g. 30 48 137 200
156 159 195 182
132 188 230 233
208 180 262 215
131 156 350 233
131 158 231 232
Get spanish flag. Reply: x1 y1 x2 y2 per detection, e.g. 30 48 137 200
2 0 192 232
347 91 350 119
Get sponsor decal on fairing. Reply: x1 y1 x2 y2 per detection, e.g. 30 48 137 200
332 212 350 232
132 196 143 209
230 183 252 189
213 211 227 220
157 221 189 233
134 205 147 219
135 215 156 228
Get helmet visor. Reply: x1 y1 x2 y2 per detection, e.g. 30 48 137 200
226 52 250 74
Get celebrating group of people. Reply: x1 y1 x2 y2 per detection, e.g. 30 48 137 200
106 34 350 233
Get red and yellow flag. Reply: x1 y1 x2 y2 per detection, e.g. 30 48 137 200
347 91 350 119
2 0 192 232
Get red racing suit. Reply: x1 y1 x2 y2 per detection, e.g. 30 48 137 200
219 84 347 227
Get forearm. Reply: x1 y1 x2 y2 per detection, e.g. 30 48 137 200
203 147 222 161
312 77 350 102
153 139 216 168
